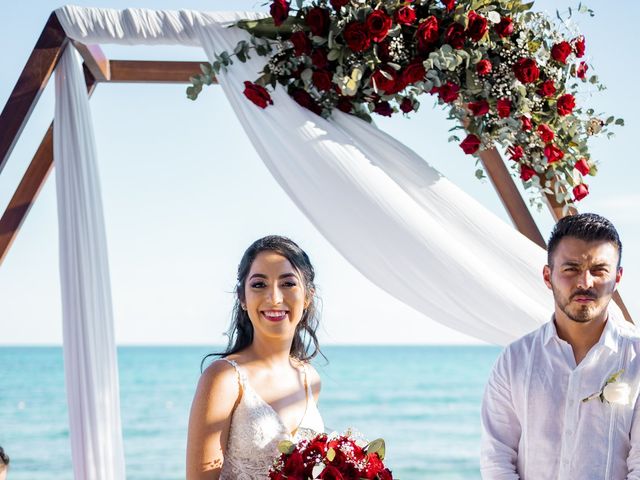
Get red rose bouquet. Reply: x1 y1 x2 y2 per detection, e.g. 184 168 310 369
269 432 392 480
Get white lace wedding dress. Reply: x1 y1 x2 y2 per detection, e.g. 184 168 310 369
219 359 325 480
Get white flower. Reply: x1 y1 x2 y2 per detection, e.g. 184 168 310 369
602 382 631 406
487 11 501 24
582 369 630 406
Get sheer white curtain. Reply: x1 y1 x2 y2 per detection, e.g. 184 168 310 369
53 5 566 478
54 45 126 479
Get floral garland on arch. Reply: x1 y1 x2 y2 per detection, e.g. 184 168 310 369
188 0 623 208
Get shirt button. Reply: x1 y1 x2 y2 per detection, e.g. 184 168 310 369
563 459 569 465
566 429 573 436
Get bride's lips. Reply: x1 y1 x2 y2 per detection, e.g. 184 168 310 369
261 310 289 322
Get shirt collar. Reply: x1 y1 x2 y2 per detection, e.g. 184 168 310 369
542 313 619 353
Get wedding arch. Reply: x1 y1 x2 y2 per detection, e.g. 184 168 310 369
0 6 633 478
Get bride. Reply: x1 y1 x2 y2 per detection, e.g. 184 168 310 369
186 236 325 480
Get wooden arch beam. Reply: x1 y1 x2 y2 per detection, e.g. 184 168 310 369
0 13 68 174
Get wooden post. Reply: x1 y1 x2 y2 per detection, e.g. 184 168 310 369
0 14 68 174
0 66 97 266
478 148 547 248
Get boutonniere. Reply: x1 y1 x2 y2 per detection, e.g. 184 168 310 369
582 369 631 406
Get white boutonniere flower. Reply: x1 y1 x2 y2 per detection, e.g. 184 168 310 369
582 369 631 406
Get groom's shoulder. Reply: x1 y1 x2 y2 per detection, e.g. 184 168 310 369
503 323 548 356
493 323 548 372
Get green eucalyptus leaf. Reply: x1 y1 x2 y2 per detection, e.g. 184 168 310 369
277 440 295 455
365 438 386 460
326 447 336 462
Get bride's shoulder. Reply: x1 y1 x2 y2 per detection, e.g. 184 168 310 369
293 359 322 397
197 358 241 396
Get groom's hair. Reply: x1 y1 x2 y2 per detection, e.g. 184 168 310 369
547 213 622 268
0 446 8 470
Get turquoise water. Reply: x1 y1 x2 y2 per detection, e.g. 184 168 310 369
0 346 500 479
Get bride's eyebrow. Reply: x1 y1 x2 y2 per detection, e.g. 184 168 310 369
248 272 298 280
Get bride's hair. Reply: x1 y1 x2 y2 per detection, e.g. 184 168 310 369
202 235 324 370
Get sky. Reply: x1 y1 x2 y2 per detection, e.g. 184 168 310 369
0 0 638 346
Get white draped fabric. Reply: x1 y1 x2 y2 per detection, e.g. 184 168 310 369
56 5 554 345
54 46 126 479
52 5 576 478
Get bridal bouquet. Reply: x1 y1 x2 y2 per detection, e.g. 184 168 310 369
189 0 623 209
269 432 393 479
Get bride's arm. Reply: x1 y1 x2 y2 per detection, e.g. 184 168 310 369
186 360 240 480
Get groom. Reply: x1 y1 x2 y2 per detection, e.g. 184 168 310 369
481 213 640 479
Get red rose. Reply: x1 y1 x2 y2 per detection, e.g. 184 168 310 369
513 58 540 84
520 165 536 181
282 451 305 476
416 16 440 53
494 16 513 38
343 22 371 52
551 41 572 64
243 81 273 109
330 0 349 10
362 453 385 479
476 59 492 76
400 97 414 113
379 469 393 480
466 11 488 42
468 99 489 116
442 0 456 12
306 7 330 37
509 145 524 161
313 70 333 91
460 134 481 154
538 80 556 97
292 89 322 115
544 144 564 163
573 183 589 201
395 6 417 25
537 124 554 143
311 48 329 69
497 98 511 118
575 158 590 175
438 81 460 103
401 59 426 85
557 93 575 116
290 31 311 56
374 101 394 117
371 67 399 94
336 97 353 113
520 116 532 131
270 0 289 27
319 465 345 480
445 22 466 49
367 10 393 43
573 35 586 58
577 61 588 79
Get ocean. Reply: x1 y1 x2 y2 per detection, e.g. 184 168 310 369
0 345 501 479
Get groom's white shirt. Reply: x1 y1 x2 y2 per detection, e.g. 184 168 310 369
481 314 640 479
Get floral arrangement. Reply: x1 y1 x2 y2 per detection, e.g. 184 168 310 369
268 432 393 479
582 369 631 406
188 0 623 208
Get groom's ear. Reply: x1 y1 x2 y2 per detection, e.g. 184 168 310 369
543 265 553 290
